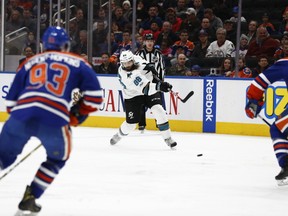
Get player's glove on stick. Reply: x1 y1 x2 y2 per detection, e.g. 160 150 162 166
157 81 173 92
245 84 264 119
70 98 88 126
245 99 264 118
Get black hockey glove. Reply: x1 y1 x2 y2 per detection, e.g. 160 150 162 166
144 63 158 76
157 81 173 92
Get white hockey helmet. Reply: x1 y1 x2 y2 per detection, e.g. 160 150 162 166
120 50 135 70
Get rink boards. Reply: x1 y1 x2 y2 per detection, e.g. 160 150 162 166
1 72 286 136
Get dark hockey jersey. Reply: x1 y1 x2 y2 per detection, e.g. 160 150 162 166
5 51 103 126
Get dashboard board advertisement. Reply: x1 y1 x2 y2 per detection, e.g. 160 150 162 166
0 72 285 137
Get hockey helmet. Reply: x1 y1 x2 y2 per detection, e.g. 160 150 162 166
42 26 70 51
120 50 135 70
144 33 154 40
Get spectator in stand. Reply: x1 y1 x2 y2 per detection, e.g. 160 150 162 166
22 31 38 54
71 30 88 55
217 57 234 76
226 57 252 78
5 9 23 34
206 27 235 57
274 40 288 61
155 21 179 47
259 13 277 35
96 53 118 74
135 33 144 52
167 53 191 76
136 0 147 24
94 8 108 30
122 0 133 22
223 19 236 45
111 21 123 43
69 20 79 49
165 7 183 34
93 20 108 56
251 55 270 77
273 32 288 60
229 6 246 23
74 8 87 31
102 32 119 56
231 34 249 57
18 0 34 10
279 10 288 34
170 29 195 58
141 21 161 41
211 0 231 21
191 29 210 59
194 18 216 42
192 0 205 21
160 40 172 67
245 20 258 45
139 5 163 35
22 8 36 34
6 0 24 20
185 64 201 76
18 46 34 66
162 0 177 10
112 6 129 31
175 0 188 19
203 8 223 33
179 8 201 41
246 26 280 58
110 30 136 63
170 45 190 66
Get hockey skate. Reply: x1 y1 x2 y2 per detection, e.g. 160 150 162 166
164 137 177 148
15 185 41 216
138 126 145 134
275 166 288 186
110 133 121 145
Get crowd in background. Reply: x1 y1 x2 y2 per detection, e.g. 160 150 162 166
4 0 288 78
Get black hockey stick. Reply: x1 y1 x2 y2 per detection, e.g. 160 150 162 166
258 114 271 126
171 91 194 103
0 144 42 181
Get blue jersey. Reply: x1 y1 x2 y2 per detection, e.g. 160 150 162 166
249 58 288 97
5 51 103 126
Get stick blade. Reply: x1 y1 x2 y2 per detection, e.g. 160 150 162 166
181 91 194 103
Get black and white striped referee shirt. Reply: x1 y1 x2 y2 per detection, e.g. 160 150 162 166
136 46 165 81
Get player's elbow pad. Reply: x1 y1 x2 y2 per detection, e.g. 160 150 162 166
142 82 158 96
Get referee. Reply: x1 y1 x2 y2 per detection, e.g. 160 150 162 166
136 33 166 132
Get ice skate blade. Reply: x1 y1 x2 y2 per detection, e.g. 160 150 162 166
15 209 39 216
276 179 288 186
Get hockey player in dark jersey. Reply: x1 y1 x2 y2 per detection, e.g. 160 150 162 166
110 50 177 148
245 57 288 186
136 33 166 132
0 26 103 214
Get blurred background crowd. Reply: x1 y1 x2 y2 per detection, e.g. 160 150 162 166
2 0 288 77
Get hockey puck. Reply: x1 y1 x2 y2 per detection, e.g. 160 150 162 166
197 154 203 157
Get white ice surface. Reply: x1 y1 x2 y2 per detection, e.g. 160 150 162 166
0 124 287 216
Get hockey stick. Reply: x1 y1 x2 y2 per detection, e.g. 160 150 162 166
258 114 271 126
0 144 42 181
171 90 194 103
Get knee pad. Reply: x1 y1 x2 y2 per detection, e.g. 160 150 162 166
150 104 168 125
120 121 137 136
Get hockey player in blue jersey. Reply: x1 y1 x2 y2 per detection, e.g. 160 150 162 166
245 57 288 186
0 26 103 214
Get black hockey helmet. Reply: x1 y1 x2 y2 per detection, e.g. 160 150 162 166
144 33 154 40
